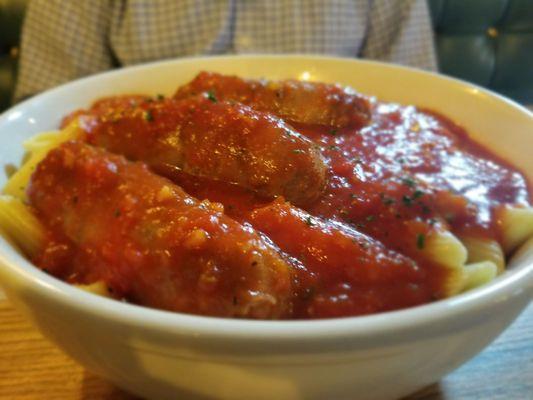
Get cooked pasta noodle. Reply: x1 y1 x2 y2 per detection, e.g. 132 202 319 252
500 206 533 254
2 122 80 201
0 195 45 258
0 124 80 258
25 121 81 150
461 236 505 274
462 261 498 291
74 281 112 298
2 150 48 201
422 230 467 296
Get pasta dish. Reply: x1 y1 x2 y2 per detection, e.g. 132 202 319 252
1 72 532 319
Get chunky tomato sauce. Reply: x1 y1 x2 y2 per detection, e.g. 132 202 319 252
302 104 530 250
30 74 531 319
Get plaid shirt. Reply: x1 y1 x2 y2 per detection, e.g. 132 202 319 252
14 0 437 101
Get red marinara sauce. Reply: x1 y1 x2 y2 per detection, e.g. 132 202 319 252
36 90 530 320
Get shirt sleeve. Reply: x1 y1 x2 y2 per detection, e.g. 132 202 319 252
360 0 437 71
14 0 114 102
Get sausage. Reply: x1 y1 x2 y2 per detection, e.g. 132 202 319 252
174 71 371 129
246 199 432 318
28 141 293 319
81 95 327 205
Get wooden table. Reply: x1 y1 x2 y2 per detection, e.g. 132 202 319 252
0 297 531 400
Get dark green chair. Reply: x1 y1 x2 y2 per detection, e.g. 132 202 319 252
429 0 533 104
0 0 26 111
1 0 532 112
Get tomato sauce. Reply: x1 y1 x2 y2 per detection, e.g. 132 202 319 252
303 104 529 245
35 81 531 319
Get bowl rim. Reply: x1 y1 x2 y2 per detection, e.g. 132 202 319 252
1 54 532 341
3 54 533 122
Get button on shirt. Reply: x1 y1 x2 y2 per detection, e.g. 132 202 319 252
14 0 437 101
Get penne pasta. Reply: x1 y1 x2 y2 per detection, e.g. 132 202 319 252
3 150 48 201
462 261 498 292
24 121 81 151
461 236 505 274
422 230 467 296
0 225 16 251
74 281 112 298
2 122 81 201
23 132 65 152
0 195 45 258
500 206 533 255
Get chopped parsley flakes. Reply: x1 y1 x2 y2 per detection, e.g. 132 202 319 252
401 177 416 188
416 233 426 249
206 91 217 103
143 110 154 122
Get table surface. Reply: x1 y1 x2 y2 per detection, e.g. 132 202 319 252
0 296 531 400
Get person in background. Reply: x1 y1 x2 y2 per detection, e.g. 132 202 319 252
14 0 436 101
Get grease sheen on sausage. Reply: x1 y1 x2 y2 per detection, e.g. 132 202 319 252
80 95 327 206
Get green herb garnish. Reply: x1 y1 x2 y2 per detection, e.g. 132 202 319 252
402 177 416 188
402 195 413 206
413 189 424 199
380 193 395 206
206 90 217 103
144 110 154 122
416 233 426 249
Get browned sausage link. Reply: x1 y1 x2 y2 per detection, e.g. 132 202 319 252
246 200 432 318
174 71 372 129
28 141 293 319
82 95 327 206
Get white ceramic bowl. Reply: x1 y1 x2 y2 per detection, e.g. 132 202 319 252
0 56 532 400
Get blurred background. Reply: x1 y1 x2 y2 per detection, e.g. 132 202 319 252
0 0 532 112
